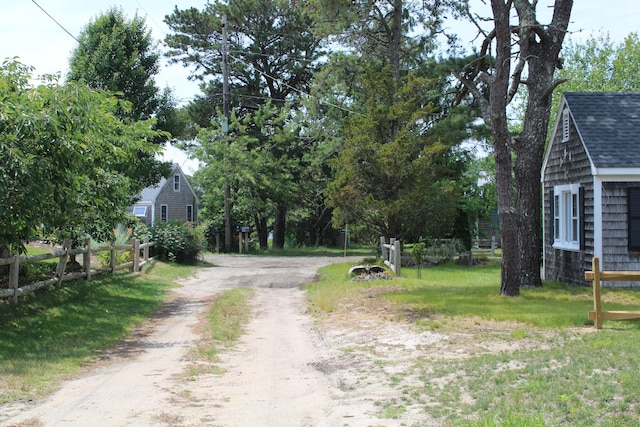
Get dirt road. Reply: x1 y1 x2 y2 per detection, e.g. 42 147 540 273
4 254 421 427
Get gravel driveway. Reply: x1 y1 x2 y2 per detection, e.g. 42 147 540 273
3 255 391 427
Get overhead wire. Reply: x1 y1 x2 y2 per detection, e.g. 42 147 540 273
227 52 359 115
31 0 79 44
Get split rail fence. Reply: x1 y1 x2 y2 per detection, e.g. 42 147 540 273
584 257 640 329
0 237 155 304
380 237 401 276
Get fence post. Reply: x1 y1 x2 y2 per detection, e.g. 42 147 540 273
9 254 19 304
592 257 603 330
380 236 387 260
83 238 92 281
55 239 71 286
110 241 117 274
393 239 401 277
491 236 496 256
143 236 149 262
131 238 140 273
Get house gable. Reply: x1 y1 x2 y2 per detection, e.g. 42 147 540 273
542 92 640 287
131 163 199 226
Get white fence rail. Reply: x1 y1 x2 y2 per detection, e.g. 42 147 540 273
380 237 401 276
0 237 155 303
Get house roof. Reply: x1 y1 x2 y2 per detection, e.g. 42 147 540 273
139 178 166 203
565 92 640 168
136 163 197 204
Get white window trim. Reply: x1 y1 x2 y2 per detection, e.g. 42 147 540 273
160 204 168 223
173 174 180 192
186 204 193 222
553 183 580 251
132 206 147 217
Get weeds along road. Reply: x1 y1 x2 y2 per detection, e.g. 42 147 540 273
3 254 386 427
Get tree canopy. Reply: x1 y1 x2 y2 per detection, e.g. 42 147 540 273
0 59 165 253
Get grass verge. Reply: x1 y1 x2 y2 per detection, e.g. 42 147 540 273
193 287 254 363
0 259 200 404
306 258 640 426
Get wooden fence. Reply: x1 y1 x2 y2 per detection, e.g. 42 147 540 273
584 257 640 329
380 237 401 276
0 237 155 304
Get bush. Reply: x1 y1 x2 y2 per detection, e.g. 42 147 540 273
97 224 132 268
149 221 203 264
423 238 465 265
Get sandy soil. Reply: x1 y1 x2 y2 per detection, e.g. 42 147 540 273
1 254 554 427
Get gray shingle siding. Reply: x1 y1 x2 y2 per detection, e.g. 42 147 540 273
543 92 640 287
131 164 198 227
543 100 593 285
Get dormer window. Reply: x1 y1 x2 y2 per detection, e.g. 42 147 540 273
562 108 570 142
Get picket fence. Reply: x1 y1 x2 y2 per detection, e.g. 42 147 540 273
0 237 155 304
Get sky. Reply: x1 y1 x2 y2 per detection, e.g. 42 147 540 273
2 0 640 172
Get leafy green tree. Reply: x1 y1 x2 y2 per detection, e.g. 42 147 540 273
194 102 310 250
67 7 173 190
0 59 165 254
326 64 476 242
68 7 160 122
165 0 323 249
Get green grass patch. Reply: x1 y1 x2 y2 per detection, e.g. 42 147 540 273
306 258 640 426
0 260 200 403
194 287 254 361
309 259 640 328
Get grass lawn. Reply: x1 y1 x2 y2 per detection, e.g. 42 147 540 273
0 258 200 404
306 257 640 426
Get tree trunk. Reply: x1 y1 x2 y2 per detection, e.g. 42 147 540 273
272 204 287 249
489 0 521 296
512 0 572 288
254 215 269 250
224 184 233 252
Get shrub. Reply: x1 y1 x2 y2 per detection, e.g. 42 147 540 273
423 238 465 265
150 221 203 264
97 224 132 267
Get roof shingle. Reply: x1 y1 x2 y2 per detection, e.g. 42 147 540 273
565 92 640 168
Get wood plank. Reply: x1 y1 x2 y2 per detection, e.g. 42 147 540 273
589 311 640 321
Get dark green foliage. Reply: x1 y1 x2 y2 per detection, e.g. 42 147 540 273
0 59 165 254
68 7 160 122
150 222 204 264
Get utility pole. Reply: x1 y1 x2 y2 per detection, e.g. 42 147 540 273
222 15 230 130
221 15 233 252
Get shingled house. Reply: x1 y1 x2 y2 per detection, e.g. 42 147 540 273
541 92 640 286
130 163 198 227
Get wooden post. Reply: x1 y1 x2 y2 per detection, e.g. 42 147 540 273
380 236 387 260
491 236 496 256
593 257 603 330
239 230 243 254
143 236 149 262
9 254 19 304
343 225 348 257
83 238 92 281
110 241 117 274
244 232 249 253
55 239 71 286
131 238 140 273
393 239 401 277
